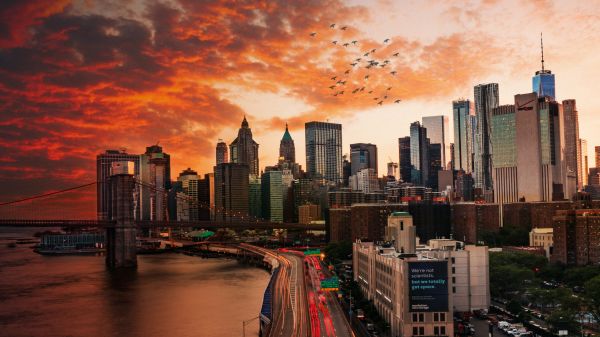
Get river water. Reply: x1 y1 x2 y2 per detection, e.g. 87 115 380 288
0 228 270 337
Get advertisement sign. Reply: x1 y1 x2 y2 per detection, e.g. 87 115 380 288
408 261 448 312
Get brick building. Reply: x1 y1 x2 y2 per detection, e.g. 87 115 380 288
451 203 500 244
552 209 600 265
329 207 352 242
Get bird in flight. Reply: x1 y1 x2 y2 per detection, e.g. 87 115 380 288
370 48 376 53
360 87 365 91
343 43 350 47
336 80 343 84
339 90 345 94
378 101 383 105
341 26 348 30
390 71 397 75
380 64 386 68
329 85 336 89
350 62 357 67
333 93 338 96
351 40 358 45
330 23 336 28
355 57 362 62
383 95 388 99
393 52 399 57
332 40 338 44
310 32 316 37
340 80 346 85
331 76 337 80
368 90 373 94
384 38 390 43
383 60 390 64
373 97 379 100
364 52 370 57
364 75 370 79
352 88 359 94
387 87 392 90
344 69 350 74
394 99 401 103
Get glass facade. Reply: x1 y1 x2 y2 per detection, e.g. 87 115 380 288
491 109 516 168
410 122 429 186
305 122 343 184
422 116 449 169
452 100 475 173
474 83 499 190
532 71 555 100
350 143 378 176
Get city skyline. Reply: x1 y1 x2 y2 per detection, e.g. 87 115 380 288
1 0 600 204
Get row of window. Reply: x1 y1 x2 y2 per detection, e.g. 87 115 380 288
412 326 446 336
412 312 445 322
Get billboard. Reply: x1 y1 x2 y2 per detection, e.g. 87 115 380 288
408 261 448 312
304 248 321 256
321 276 339 291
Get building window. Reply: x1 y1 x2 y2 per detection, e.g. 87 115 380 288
434 313 439 321
420 327 425 335
413 313 418 322
453 286 456 293
452 277 456 283
440 313 445 321
413 327 419 336
441 326 446 335
434 326 439 335
451 257 455 264
452 267 455 273
419 313 424 322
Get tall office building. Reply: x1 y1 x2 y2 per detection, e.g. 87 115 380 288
409 121 430 186
214 163 249 221
474 83 499 196
216 139 228 165
96 149 140 221
261 170 284 222
138 145 171 221
229 117 259 176
198 173 214 220
398 137 411 183
305 121 343 184
452 100 476 173
248 175 262 219
491 93 566 203
491 105 518 204
428 143 442 190
279 123 295 163
562 99 580 193
422 115 450 169
350 143 378 176
176 168 199 221
532 34 556 100
387 162 398 180
579 139 588 187
596 146 600 168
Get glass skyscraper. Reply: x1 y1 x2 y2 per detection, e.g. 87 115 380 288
452 100 476 173
350 143 378 176
409 121 429 186
305 122 343 184
398 137 411 183
532 70 555 100
422 115 450 169
474 83 499 194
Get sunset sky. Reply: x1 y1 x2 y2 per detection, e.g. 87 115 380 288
1 0 600 212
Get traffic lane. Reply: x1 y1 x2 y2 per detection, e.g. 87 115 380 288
286 253 309 337
325 291 355 337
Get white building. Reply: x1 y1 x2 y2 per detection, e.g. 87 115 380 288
529 227 553 258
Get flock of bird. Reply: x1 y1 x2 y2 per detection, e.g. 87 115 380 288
310 23 402 106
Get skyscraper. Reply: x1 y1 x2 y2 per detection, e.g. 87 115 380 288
428 143 442 190
139 145 170 221
409 121 429 186
562 99 580 192
176 168 199 221
214 163 249 221
452 100 476 173
491 93 566 203
579 139 588 188
261 170 284 222
532 34 556 100
198 173 214 220
474 83 499 196
216 139 228 165
422 116 450 169
305 121 343 184
229 117 259 176
248 175 262 219
96 149 140 221
350 143 378 176
398 137 411 183
279 123 295 163
596 146 600 168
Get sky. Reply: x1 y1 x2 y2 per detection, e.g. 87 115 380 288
1 0 600 214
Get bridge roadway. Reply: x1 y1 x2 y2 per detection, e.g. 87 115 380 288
0 219 325 230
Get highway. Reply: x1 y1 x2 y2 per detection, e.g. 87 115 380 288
239 244 355 337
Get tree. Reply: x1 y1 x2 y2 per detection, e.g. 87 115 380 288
584 275 600 323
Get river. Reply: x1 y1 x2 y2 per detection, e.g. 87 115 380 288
0 228 270 337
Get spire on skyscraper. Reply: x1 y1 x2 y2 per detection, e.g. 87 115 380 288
540 32 545 71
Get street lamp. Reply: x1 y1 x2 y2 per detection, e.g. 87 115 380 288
242 316 259 337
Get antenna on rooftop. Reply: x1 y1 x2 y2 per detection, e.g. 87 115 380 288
540 32 545 71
